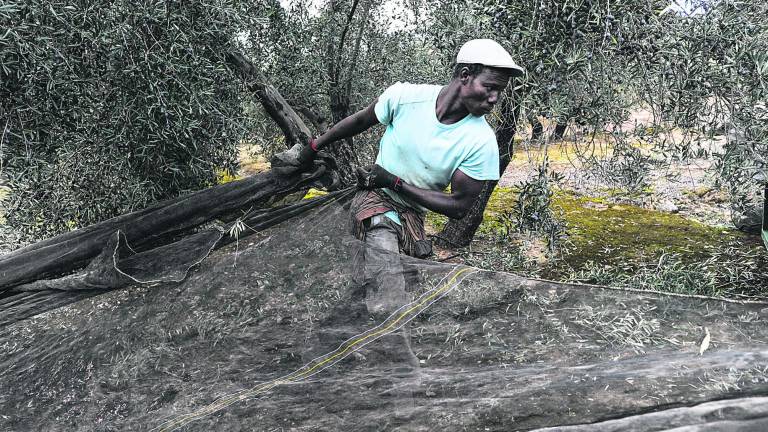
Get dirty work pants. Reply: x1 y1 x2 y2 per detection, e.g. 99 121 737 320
358 214 419 369
361 214 409 315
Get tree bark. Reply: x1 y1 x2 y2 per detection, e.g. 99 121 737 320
531 117 544 141
322 0 375 184
226 49 358 186
0 165 332 292
226 51 313 148
294 105 329 133
553 122 567 139
435 92 519 248
328 89 359 183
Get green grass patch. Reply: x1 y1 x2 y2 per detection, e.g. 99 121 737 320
553 192 744 270
430 186 748 270
426 185 768 297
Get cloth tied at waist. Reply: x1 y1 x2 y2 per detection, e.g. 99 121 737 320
349 189 432 258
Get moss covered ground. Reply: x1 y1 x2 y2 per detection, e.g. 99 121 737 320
426 185 768 298
551 191 739 267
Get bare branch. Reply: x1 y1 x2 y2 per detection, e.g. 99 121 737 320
226 51 313 147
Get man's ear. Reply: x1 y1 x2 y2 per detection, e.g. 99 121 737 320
459 67 472 84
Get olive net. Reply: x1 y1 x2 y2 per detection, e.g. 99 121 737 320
1 186 768 431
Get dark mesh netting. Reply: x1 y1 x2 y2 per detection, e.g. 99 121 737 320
1 189 768 431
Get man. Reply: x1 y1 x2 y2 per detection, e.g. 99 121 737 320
297 38 522 250
291 39 523 366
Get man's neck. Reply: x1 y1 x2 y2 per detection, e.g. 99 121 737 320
435 80 469 125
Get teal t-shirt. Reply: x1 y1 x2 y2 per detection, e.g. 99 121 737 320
373 82 500 223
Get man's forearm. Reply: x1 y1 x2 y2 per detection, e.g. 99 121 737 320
315 101 378 150
397 183 471 220
357 164 483 219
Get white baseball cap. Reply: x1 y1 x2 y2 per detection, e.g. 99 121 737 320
456 39 524 76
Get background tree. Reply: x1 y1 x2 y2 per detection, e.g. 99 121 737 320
1 0 253 242
3 0 765 248
639 0 768 231
247 0 446 180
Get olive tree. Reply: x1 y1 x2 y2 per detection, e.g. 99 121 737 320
247 0 449 180
1 0 253 242
641 0 768 231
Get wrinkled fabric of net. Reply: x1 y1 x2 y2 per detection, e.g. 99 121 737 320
1 190 768 431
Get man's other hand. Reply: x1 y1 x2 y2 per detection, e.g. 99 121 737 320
356 164 398 190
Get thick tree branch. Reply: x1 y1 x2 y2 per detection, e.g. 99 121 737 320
0 166 333 292
343 0 373 92
295 105 330 133
226 51 313 147
334 0 361 80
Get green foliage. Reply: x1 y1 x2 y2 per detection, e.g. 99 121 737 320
3 0 766 243
478 0 669 194
247 0 451 165
643 1 768 211
588 138 657 192
483 0 665 127
473 0 766 214
502 157 566 249
0 0 251 241
569 253 720 295
462 240 541 276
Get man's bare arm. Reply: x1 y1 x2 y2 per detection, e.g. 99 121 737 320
314 100 379 150
396 169 485 220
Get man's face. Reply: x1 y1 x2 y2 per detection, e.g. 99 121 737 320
459 67 513 116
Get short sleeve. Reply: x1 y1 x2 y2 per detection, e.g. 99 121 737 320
374 82 404 125
457 137 500 181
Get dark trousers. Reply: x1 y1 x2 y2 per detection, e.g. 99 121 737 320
360 214 409 315
357 214 418 369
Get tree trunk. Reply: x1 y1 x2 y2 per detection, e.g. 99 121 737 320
434 180 497 248
328 89 359 183
435 92 519 248
294 105 329 133
531 117 544 140
553 121 567 139
229 41 362 185
0 165 333 292
226 51 313 148
321 0 373 184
